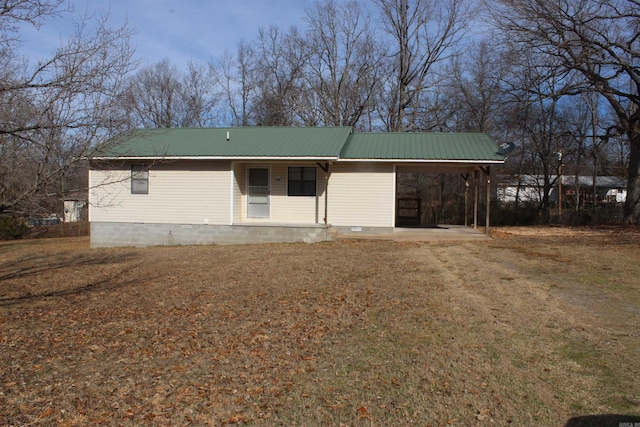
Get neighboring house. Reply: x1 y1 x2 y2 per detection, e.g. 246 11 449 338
89 127 504 247
64 193 88 222
497 175 627 205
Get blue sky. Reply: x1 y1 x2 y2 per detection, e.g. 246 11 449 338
20 0 315 69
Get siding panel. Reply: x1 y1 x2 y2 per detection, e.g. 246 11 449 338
269 164 325 224
90 161 232 225
233 163 246 223
327 163 395 227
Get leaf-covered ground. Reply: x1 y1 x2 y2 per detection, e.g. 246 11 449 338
1 228 639 426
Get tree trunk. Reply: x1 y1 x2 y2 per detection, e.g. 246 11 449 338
624 134 640 224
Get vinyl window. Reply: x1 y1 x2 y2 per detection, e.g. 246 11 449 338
131 165 149 194
288 166 316 196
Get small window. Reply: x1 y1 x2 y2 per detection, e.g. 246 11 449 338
288 166 316 196
131 165 149 194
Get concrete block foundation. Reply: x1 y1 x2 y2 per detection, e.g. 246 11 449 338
90 222 331 248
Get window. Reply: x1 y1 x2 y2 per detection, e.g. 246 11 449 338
131 165 149 194
288 166 316 196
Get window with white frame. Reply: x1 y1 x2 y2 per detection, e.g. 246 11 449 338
131 165 149 194
288 166 316 196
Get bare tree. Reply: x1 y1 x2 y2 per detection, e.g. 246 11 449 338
124 58 220 128
301 0 381 128
211 40 259 126
488 0 640 222
124 59 184 128
252 25 307 126
373 0 473 131
443 39 507 133
0 2 136 218
502 49 581 221
180 60 220 127
0 0 62 47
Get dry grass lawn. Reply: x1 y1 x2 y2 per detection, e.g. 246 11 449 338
1 227 639 426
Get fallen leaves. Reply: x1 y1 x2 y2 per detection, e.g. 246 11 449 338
228 413 248 424
476 408 491 421
1 235 639 425
39 407 55 418
357 405 370 419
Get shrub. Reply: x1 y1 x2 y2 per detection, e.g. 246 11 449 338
0 215 30 240
492 202 541 226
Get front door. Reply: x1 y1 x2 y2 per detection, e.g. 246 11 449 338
247 167 270 218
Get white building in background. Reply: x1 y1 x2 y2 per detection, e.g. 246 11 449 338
63 197 87 222
497 175 627 205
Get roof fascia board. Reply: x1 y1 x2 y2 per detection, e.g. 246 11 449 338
338 158 504 164
92 156 502 164
92 156 340 161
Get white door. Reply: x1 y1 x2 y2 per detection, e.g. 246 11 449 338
247 167 270 218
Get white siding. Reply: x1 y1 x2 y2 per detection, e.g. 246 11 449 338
327 162 395 227
232 162 245 223
89 160 395 228
269 163 326 224
232 162 326 224
89 161 232 225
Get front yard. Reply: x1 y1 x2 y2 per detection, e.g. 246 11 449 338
1 228 639 426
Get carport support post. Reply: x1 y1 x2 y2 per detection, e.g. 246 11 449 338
461 174 469 227
482 166 492 236
473 170 479 229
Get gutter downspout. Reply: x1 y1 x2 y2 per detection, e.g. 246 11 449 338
317 162 330 225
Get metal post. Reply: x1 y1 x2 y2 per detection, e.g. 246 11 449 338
474 170 479 229
558 163 563 222
464 176 469 227
485 166 491 236
324 171 329 225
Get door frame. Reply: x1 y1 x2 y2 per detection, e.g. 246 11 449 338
247 166 271 218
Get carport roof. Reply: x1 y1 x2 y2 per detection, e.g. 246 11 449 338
92 127 504 163
340 132 504 162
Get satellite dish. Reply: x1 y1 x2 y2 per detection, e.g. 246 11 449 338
498 142 517 156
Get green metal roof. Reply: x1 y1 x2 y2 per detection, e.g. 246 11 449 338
340 132 504 162
93 127 504 163
95 127 353 159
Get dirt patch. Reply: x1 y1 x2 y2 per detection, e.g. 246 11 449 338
1 232 639 426
492 224 640 240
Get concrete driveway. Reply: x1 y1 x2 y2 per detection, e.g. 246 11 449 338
335 225 490 242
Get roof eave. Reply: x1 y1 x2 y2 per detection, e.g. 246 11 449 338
91 156 504 164
91 156 340 161
338 158 504 164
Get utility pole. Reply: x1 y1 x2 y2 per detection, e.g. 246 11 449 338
557 152 563 221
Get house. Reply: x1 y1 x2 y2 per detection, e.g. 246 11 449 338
497 174 627 206
89 127 504 247
64 193 88 222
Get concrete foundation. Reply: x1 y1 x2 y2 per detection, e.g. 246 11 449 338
334 225 489 241
330 226 395 236
90 222 488 248
90 222 331 248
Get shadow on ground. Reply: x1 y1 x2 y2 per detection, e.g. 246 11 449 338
0 251 141 306
565 414 640 427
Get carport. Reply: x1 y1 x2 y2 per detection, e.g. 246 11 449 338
338 132 504 236
395 163 494 235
